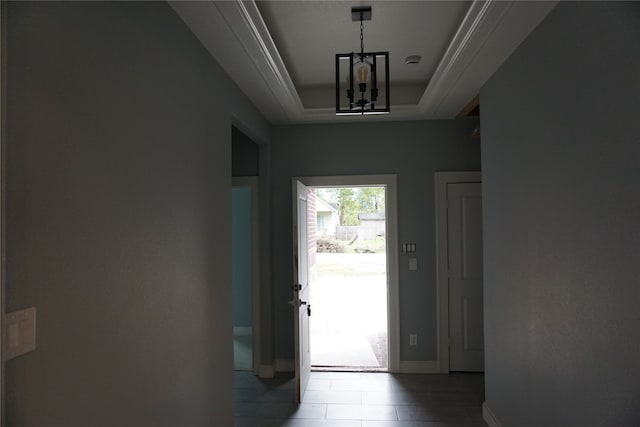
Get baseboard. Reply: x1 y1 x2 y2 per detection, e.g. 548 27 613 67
275 359 295 372
258 365 274 378
483 402 504 427
233 326 252 337
399 360 439 374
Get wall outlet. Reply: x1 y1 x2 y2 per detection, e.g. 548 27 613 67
409 334 418 346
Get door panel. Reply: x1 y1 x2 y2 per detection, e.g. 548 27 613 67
461 194 483 279
448 182 484 372
293 180 311 402
463 297 484 351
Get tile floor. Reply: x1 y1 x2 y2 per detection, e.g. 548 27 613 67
235 371 488 427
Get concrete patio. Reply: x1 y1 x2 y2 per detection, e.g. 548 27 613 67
310 252 388 370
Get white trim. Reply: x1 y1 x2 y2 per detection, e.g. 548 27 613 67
419 0 558 118
295 175 400 373
169 0 301 124
168 1 287 123
435 172 481 373
483 402 504 427
216 1 303 122
275 359 295 373
258 365 275 378
419 0 500 116
232 177 261 376
399 360 439 374
0 2 5 422
296 105 426 125
171 0 556 123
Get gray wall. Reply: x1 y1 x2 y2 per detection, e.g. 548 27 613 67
232 126 259 177
4 2 269 426
232 187 253 328
481 2 640 426
271 120 480 362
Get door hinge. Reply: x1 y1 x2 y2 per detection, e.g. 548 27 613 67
292 284 302 291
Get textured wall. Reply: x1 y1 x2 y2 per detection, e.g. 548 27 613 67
271 120 480 363
4 2 268 426
481 2 640 425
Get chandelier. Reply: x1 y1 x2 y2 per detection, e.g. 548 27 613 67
335 6 390 115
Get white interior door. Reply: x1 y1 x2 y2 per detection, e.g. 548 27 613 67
292 180 311 402
448 182 484 372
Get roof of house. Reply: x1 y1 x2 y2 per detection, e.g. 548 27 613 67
316 197 338 213
358 212 385 221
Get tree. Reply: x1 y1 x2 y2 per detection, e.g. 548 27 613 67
357 187 385 213
336 188 359 225
317 187 385 226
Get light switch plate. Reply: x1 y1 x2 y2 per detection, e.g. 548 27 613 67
4 307 37 361
409 258 418 271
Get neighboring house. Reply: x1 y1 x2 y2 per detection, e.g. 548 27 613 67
358 212 385 239
315 196 339 237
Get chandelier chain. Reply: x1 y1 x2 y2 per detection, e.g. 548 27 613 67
360 16 364 58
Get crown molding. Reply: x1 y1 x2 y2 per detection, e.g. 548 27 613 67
419 0 559 118
169 0 300 124
217 1 304 122
298 105 429 124
172 0 558 124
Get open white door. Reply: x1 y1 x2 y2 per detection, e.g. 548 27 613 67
292 180 311 402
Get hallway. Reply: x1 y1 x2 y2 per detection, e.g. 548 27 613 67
235 371 488 426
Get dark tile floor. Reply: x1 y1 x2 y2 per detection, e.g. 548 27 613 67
235 371 488 426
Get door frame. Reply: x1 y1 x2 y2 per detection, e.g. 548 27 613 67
435 171 481 373
232 176 261 376
1 2 5 421
294 174 400 373
291 180 311 402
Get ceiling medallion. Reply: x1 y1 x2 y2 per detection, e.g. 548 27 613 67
335 6 390 116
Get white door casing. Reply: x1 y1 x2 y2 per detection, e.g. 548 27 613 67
294 175 400 375
292 180 311 402
435 172 483 373
1 3 5 421
447 182 484 372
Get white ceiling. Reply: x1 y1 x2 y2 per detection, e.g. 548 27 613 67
257 1 471 108
169 0 558 125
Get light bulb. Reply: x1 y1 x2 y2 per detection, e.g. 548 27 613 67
357 64 369 84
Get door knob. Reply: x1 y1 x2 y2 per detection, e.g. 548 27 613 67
287 299 308 308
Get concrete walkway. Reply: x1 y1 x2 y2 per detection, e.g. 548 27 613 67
310 252 388 370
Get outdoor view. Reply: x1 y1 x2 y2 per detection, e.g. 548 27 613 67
309 186 388 371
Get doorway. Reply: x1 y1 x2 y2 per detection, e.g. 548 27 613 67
232 177 260 374
435 172 484 373
310 186 388 371
292 175 400 401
